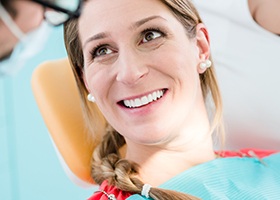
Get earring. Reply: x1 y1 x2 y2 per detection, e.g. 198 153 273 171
87 93 95 102
199 59 212 70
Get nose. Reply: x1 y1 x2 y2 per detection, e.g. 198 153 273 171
115 49 149 85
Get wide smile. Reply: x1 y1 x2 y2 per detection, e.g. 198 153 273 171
119 89 167 108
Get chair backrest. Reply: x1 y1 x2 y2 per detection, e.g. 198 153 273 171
31 58 95 185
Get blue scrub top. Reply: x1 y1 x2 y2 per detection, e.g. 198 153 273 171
128 153 280 199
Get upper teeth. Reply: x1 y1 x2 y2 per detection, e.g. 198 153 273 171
123 90 164 108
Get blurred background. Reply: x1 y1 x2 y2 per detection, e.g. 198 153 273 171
0 24 93 199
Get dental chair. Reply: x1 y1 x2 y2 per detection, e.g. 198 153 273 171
31 58 98 187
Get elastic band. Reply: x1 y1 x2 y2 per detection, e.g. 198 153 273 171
0 3 26 40
141 184 152 198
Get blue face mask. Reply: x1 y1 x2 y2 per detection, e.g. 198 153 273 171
0 3 52 77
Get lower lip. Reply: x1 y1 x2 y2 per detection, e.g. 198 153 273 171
119 90 168 115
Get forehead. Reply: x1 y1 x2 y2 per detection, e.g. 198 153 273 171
80 0 169 21
78 0 175 42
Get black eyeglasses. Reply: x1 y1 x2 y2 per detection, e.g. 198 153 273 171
31 0 82 26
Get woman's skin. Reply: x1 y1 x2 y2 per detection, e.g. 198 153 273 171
248 0 280 34
79 0 216 186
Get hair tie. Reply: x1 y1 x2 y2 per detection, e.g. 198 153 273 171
141 184 152 198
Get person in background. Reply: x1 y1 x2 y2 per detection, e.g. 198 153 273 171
0 0 43 63
0 0 81 76
64 0 280 199
0 1 92 199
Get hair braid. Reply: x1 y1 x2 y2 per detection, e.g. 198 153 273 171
91 126 142 192
91 126 201 200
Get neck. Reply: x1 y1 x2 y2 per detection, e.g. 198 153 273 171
125 134 215 186
124 90 216 186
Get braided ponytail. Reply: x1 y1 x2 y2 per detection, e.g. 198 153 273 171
91 126 200 200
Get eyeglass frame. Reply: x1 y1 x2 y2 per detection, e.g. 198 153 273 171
31 0 82 25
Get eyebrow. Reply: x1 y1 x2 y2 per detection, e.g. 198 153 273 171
130 15 166 30
83 32 111 49
83 15 166 48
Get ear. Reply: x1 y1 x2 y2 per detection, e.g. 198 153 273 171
195 23 211 74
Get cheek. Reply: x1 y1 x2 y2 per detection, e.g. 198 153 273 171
150 43 198 76
0 34 17 53
85 66 103 94
84 65 113 104
152 44 200 97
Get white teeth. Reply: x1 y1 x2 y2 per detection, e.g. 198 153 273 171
135 98 141 107
123 90 164 108
141 96 149 105
130 99 135 107
152 91 157 100
148 94 153 102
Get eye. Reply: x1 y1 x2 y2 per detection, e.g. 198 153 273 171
91 45 113 58
142 30 162 43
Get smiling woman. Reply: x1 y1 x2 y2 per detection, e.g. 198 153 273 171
63 0 280 199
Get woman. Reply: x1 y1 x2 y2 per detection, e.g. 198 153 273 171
64 0 280 199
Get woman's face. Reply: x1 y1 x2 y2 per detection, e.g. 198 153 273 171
79 0 210 146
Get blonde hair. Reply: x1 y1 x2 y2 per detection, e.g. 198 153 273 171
64 0 223 199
